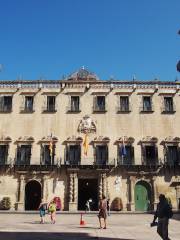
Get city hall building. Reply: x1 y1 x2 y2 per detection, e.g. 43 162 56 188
0 68 180 211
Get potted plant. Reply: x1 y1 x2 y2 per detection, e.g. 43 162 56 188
0 197 11 210
111 197 123 211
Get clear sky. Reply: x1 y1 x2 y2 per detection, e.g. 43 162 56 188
0 0 179 81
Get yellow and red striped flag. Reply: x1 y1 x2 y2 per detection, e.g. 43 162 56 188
49 135 53 157
83 134 88 156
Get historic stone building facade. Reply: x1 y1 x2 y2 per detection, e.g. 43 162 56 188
0 68 180 211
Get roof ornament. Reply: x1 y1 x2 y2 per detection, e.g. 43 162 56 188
132 75 136 81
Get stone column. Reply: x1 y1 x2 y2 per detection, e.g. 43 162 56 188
16 175 25 210
98 173 107 199
129 176 135 211
175 186 180 210
69 173 77 211
98 174 103 200
74 173 78 203
102 173 106 197
126 176 132 211
150 177 158 210
42 175 48 201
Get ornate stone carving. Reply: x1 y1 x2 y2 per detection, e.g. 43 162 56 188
78 115 96 134
16 136 34 143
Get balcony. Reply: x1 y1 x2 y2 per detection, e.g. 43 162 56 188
161 104 176 114
139 104 154 113
20 106 35 113
116 104 131 113
42 105 57 113
93 104 107 113
12 157 61 171
0 105 12 113
63 157 115 169
66 104 81 113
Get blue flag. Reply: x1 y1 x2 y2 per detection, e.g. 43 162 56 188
121 144 127 156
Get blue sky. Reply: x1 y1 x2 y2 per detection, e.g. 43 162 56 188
0 0 179 81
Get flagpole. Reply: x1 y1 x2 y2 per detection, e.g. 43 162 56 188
122 136 124 165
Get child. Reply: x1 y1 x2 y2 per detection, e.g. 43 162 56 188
48 200 56 224
38 199 47 224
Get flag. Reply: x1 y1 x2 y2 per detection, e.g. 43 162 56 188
49 134 53 157
177 60 180 72
121 137 127 156
83 134 88 156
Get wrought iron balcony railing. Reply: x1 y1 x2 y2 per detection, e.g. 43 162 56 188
0 105 12 113
20 106 35 113
116 104 132 113
66 104 81 113
93 104 107 112
161 104 176 114
139 104 154 113
42 104 57 113
63 157 116 166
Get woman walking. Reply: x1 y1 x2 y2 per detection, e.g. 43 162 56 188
48 200 56 224
98 195 107 229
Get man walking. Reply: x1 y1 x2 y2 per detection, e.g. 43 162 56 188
151 194 172 240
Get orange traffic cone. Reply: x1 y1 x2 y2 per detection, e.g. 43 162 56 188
80 213 85 225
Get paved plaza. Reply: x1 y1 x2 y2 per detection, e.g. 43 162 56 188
0 213 179 240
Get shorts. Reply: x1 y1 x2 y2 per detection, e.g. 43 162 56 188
40 209 46 217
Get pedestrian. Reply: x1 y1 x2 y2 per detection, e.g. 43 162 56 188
38 199 47 224
48 200 56 224
98 195 107 229
107 199 110 216
151 194 173 240
85 200 90 212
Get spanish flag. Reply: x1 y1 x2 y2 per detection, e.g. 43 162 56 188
83 134 88 156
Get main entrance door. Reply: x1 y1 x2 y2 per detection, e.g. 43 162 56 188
134 181 151 211
78 179 98 210
25 180 41 210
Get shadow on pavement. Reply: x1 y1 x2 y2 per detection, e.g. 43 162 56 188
172 213 180 221
0 232 135 240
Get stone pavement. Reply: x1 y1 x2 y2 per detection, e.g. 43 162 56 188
0 213 179 240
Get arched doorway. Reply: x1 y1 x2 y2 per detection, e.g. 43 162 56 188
134 181 151 211
25 180 41 210
78 179 98 210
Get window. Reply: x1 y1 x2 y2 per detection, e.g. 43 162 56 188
66 145 81 165
94 96 106 112
24 96 34 112
166 146 179 165
47 96 56 112
16 145 31 165
71 96 80 112
142 145 158 165
119 96 130 112
0 145 8 165
0 96 12 112
96 145 108 165
163 97 174 113
142 96 152 112
119 145 134 165
41 145 54 165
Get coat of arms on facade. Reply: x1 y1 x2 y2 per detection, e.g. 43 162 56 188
78 115 96 134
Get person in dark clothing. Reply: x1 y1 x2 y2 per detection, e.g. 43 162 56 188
151 194 172 240
98 195 107 229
